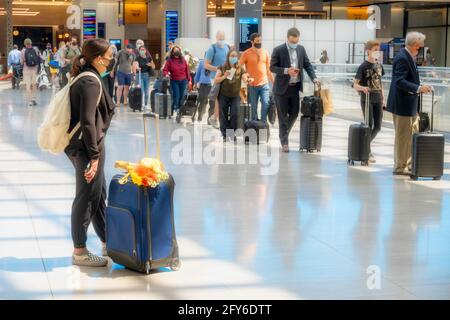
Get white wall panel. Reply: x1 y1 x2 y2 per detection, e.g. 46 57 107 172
274 19 295 41
335 42 350 64
296 19 315 41
335 20 355 42
315 20 334 41
355 21 376 42
262 18 275 42
208 17 234 44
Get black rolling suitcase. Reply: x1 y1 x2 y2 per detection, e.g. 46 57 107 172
301 83 324 118
155 92 172 119
347 92 371 166
411 91 445 181
129 71 143 112
237 102 251 131
300 116 322 152
176 91 198 123
244 120 270 144
150 89 157 112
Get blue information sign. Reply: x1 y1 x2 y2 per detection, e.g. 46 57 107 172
165 11 178 50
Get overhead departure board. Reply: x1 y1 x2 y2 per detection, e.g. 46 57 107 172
83 9 97 40
165 11 179 50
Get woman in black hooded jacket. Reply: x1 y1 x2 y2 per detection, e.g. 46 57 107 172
64 38 116 267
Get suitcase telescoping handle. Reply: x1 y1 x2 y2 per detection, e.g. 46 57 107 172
143 112 161 160
420 90 436 132
364 92 370 126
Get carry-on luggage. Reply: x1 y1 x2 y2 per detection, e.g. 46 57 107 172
155 92 172 119
176 91 198 123
37 63 50 91
150 89 157 112
418 93 431 133
411 91 445 181
301 83 324 118
244 120 270 144
128 71 142 112
237 102 251 131
300 116 322 152
347 92 371 166
106 113 180 274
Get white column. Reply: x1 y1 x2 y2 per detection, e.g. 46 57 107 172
180 0 207 38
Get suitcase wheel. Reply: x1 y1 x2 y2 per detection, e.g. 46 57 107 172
348 160 355 166
361 161 369 167
170 258 182 271
410 175 418 181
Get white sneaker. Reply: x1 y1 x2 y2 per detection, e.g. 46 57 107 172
72 251 108 267
101 243 108 257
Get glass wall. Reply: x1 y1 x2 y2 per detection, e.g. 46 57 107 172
303 64 450 133
407 7 450 67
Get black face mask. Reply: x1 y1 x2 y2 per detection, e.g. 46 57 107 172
173 51 181 57
254 43 262 49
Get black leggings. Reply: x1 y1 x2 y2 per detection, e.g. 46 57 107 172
67 149 107 248
360 98 383 146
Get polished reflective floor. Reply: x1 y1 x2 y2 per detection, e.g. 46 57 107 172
0 81 449 300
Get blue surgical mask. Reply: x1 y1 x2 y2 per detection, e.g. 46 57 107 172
229 57 238 65
217 40 225 46
288 42 298 50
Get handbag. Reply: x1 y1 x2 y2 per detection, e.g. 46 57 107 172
208 83 221 101
320 88 334 116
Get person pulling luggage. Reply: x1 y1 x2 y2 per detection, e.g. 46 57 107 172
214 50 247 142
65 39 116 267
353 40 386 164
193 53 213 123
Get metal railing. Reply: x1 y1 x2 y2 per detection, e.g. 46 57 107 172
302 63 450 133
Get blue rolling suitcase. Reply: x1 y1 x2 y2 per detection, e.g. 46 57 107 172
106 113 180 274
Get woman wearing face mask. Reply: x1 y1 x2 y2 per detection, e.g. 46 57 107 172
163 46 191 115
135 45 155 108
353 40 385 164
214 50 247 142
65 38 116 267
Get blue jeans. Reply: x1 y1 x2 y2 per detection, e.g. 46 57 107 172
170 79 188 111
248 84 270 122
139 73 150 106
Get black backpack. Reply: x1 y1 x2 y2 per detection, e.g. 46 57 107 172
25 48 40 67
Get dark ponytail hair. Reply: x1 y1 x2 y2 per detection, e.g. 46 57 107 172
71 38 110 77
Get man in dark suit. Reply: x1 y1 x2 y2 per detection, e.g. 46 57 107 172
386 32 432 175
270 27 319 153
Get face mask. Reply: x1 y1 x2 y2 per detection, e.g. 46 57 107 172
288 42 298 50
140 51 146 58
173 51 181 57
229 57 238 65
254 43 262 49
372 51 381 60
217 40 225 46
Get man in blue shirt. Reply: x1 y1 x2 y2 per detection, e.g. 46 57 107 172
8 45 22 89
8 45 21 68
193 57 212 123
204 31 230 127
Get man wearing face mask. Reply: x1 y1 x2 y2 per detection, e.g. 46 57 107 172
205 31 230 128
240 33 274 122
387 32 433 176
270 27 319 153
353 40 385 164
